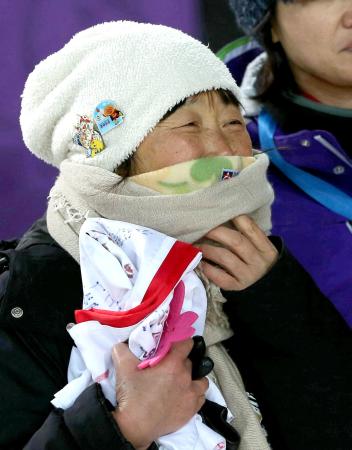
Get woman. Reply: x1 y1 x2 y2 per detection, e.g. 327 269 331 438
226 0 352 325
0 21 350 450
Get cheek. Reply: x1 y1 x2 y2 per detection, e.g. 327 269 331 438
281 30 317 68
241 131 253 156
283 37 344 86
276 9 329 71
230 130 253 156
138 133 203 172
160 134 203 164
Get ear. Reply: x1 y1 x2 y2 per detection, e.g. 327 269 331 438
271 23 280 44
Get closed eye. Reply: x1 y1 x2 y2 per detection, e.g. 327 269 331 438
181 122 197 127
171 122 197 130
226 119 242 126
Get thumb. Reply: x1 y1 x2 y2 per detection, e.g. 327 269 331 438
112 342 139 376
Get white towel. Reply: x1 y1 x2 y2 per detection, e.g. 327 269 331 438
52 218 233 450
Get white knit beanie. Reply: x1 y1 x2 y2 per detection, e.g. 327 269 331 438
20 21 241 172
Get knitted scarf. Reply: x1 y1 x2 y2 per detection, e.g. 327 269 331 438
47 153 273 450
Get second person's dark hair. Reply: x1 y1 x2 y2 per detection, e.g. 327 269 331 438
254 6 297 103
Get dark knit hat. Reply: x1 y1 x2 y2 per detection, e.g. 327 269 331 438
229 0 291 35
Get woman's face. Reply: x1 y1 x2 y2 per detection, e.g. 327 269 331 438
130 91 252 175
272 0 352 93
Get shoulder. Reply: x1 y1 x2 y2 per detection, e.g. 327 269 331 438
0 219 82 337
217 37 265 118
217 36 263 87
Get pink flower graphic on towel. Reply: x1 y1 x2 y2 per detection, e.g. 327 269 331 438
138 280 198 369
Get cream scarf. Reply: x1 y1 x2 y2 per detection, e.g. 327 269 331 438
47 153 273 450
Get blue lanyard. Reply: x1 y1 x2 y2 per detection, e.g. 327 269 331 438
258 109 352 220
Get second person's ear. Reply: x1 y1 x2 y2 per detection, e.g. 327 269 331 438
271 22 280 44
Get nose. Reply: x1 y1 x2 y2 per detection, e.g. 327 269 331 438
342 6 352 28
202 128 234 157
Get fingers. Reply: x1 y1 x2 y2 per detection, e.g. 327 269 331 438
204 216 276 263
194 376 209 395
204 225 262 266
204 215 278 268
200 243 249 278
201 260 244 291
112 339 210 443
197 215 278 291
199 242 268 289
168 338 194 361
192 376 209 412
232 215 278 262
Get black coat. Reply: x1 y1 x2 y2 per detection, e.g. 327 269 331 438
0 219 351 450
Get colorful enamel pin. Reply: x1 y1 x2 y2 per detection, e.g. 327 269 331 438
220 168 239 180
93 100 124 136
73 114 105 158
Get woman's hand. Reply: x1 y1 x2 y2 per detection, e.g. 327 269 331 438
112 339 208 450
197 215 278 291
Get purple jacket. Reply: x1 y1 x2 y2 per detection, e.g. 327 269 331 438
219 39 352 326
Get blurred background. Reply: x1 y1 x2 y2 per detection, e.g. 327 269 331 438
1 0 242 239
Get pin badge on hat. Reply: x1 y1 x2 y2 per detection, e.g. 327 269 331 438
73 115 105 158
93 100 124 136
